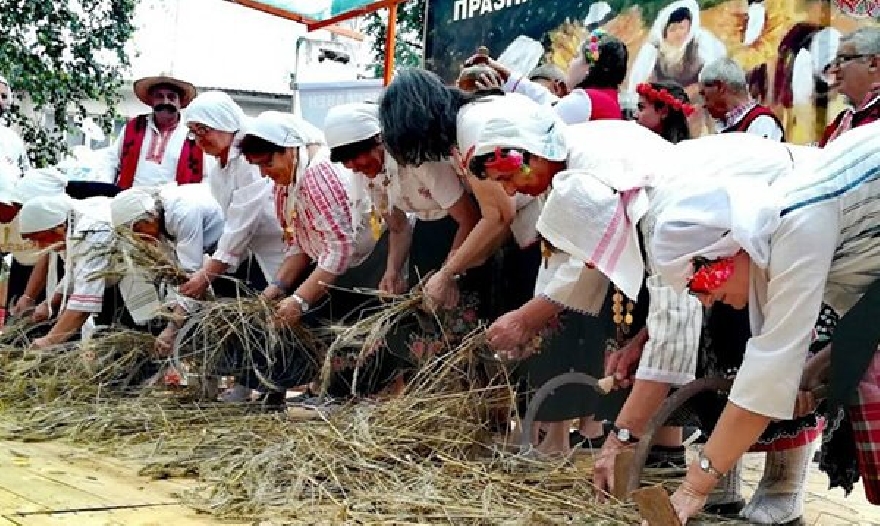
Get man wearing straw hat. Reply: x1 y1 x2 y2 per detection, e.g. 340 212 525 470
103 74 208 190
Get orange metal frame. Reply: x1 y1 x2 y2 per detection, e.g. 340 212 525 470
228 0 407 85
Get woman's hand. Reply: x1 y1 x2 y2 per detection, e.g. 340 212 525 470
486 309 534 357
378 269 407 296
154 324 178 358
31 336 55 349
593 434 627 500
11 295 35 318
31 301 51 323
604 330 648 389
274 296 303 327
670 479 711 526
179 269 211 298
423 270 460 311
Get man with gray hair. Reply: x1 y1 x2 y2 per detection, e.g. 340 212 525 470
528 63 567 97
820 26 880 146
0 74 29 179
698 57 784 140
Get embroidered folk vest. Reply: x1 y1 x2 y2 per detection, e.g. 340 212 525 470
116 114 204 190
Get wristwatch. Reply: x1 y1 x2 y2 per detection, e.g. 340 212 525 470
698 451 723 478
610 425 639 444
290 293 310 312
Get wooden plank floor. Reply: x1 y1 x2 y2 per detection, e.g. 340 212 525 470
0 440 876 525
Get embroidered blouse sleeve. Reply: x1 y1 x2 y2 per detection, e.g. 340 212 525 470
213 169 270 267
66 229 112 313
302 163 356 275
536 250 610 315
729 202 838 420
422 162 466 210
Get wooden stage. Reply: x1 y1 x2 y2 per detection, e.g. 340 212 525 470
0 440 875 525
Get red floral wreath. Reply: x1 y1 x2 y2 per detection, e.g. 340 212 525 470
687 257 735 294
636 83 697 117
483 146 527 173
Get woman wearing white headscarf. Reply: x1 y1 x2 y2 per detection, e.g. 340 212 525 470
3 168 119 319
238 111 396 399
628 0 726 99
650 121 880 521
18 194 116 348
110 184 224 355
178 92 285 300
454 91 825 519
323 102 479 294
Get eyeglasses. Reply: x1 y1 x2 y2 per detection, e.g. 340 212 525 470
187 123 214 138
828 54 876 69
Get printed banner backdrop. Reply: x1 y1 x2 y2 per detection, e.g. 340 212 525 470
424 0 880 144
295 80 384 128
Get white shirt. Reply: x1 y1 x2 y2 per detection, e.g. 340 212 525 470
159 184 225 272
0 125 29 177
503 74 595 125
371 156 465 221
103 116 216 188
730 122 880 420
207 147 285 278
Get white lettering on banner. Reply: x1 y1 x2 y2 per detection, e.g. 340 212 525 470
453 0 528 22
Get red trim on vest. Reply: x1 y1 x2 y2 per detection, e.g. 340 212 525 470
723 104 785 141
116 115 205 189
820 104 880 148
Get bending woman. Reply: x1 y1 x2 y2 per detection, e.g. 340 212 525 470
650 120 880 521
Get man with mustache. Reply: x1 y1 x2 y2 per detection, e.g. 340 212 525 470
0 74 30 180
104 75 207 189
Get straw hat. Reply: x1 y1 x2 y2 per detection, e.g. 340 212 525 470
133 74 197 108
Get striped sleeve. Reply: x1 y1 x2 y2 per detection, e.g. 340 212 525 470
634 273 702 386
302 162 356 275
67 230 111 313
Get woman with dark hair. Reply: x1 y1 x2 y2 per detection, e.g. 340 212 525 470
635 81 696 143
323 102 479 296
471 29 628 124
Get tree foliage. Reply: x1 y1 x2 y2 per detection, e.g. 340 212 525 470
0 0 138 167
364 0 426 78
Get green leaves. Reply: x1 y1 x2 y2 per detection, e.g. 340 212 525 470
364 0 426 79
0 0 137 167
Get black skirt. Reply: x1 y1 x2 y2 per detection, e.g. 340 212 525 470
668 303 829 445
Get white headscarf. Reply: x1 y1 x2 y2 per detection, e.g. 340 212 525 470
243 111 326 148
19 194 75 234
185 91 247 133
13 167 67 204
111 188 158 228
537 169 650 300
324 103 381 149
456 94 567 163
651 178 782 292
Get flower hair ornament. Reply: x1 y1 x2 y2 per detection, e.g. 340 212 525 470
636 83 697 117
687 256 735 294
483 147 531 176
583 28 606 66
